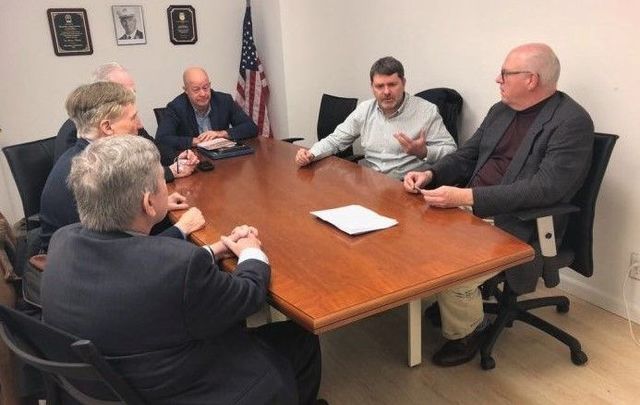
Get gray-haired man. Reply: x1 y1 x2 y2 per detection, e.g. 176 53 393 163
42 135 322 404
40 81 204 252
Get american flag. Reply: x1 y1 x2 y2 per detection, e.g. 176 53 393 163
235 5 272 138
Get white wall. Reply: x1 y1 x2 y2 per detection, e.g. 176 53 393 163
1 0 639 322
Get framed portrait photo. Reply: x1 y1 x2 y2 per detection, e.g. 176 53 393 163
112 5 146 45
46 8 93 56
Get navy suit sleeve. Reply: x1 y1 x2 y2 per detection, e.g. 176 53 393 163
156 104 194 151
225 96 258 141
54 120 78 162
163 166 175 183
158 225 182 239
183 249 270 338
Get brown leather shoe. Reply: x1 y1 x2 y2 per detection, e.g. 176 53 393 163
432 328 487 367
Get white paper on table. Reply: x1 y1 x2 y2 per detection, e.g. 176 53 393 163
198 138 237 150
310 204 398 235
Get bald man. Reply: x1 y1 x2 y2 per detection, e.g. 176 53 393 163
156 67 257 160
404 43 594 367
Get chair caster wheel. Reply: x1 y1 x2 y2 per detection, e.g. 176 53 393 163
571 350 588 365
481 356 495 370
557 302 570 313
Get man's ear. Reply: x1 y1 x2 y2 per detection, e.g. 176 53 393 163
527 73 540 91
99 119 114 136
142 191 156 218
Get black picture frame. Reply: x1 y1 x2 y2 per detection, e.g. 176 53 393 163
46 8 93 56
167 5 198 45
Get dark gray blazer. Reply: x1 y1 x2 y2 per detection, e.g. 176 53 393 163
431 92 594 293
42 224 287 404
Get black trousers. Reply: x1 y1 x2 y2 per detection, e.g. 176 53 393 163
251 321 321 405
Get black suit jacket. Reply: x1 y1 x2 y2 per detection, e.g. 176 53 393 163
430 92 594 293
42 224 285 404
119 30 143 40
39 139 181 251
156 91 257 159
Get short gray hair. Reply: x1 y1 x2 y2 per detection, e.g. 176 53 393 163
91 62 126 82
526 44 561 88
68 135 161 232
65 81 135 139
370 56 405 82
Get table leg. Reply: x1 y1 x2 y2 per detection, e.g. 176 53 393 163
408 299 422 367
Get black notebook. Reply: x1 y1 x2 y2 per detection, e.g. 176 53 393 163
197 142 254 160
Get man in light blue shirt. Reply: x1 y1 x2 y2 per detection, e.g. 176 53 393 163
295 56 456 180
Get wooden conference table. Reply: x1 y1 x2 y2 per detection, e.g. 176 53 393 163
169 137 534 366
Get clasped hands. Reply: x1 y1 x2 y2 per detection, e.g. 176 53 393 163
164 192 260 260
210 225 261 260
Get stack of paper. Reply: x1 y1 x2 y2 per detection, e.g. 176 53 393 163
310 204 398 235
198 138 236 150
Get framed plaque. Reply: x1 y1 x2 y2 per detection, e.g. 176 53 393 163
167 5 198 45
46 8 93 56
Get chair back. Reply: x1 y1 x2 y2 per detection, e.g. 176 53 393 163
153 108 167 127
564 132 618 277
317 94 358 158
0 305 145 404
414 88 463 143
2 137 56 230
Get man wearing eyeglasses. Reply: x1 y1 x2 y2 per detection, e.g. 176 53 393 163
403 43 594 367
156 67 258 161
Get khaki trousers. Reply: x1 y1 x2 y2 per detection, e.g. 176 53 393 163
436 272 495 340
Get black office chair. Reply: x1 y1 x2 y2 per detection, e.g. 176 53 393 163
0 304 146 404
283 93 360 161
2 137 56 231
153 107 167 127
414 88 463 144
479 132 618 370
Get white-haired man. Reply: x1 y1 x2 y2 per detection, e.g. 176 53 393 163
404 43 594 367
40 82 204 252
53 62 190 175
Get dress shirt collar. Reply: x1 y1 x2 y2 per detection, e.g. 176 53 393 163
192 103 211 118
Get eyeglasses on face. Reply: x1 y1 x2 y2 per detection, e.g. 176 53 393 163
500 69 535 81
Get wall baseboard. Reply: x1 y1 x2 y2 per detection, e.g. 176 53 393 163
558 275 640 324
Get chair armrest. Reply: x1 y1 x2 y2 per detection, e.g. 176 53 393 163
511 203 580 221
509 203 579 258
281 137 304 144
